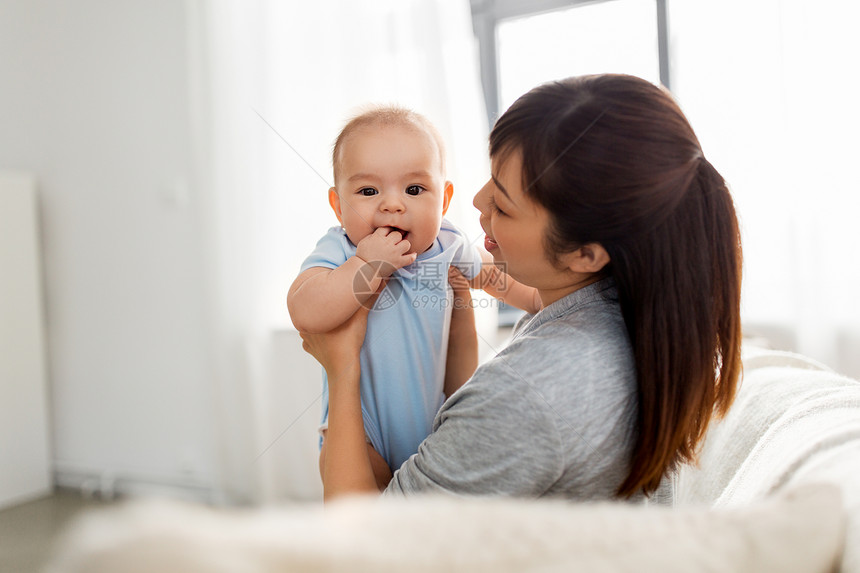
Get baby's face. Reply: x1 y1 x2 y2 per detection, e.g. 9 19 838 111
330 124 451 255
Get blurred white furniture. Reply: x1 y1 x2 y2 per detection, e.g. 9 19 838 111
46 344 860 572
676 345 860 572
0 171 52 509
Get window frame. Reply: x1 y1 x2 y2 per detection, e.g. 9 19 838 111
469 0 670 126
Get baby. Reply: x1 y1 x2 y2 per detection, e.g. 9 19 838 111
287 106 538 485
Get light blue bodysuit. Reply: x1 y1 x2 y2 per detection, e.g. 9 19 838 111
300 219 482 470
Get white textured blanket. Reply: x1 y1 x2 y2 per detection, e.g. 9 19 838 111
47 484 842 573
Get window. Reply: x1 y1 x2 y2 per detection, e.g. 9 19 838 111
470 0 669 125
470 0 668 325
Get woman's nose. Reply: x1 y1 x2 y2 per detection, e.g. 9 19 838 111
473 180 490 212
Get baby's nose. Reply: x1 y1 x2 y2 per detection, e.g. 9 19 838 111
380 194 405 212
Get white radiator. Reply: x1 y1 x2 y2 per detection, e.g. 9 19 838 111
0 171 52 509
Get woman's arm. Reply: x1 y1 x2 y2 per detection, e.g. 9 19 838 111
444 267 478 397
387 362 566 497
321 359 378 501
318 431 392 492
300 303 380 501
302 295 566 500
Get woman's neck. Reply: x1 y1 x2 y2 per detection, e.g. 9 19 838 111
537 274 605 309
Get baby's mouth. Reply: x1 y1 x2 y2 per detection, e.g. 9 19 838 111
383 226 409 242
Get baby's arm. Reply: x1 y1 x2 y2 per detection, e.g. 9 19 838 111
288 260 372 333
470 250 542 314
444 267 478 397
288 227 417 333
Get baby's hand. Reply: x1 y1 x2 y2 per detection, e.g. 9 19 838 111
355 227 417 276
448 266 472 296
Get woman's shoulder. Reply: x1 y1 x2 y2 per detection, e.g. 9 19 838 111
465 306 633 396
511 284 630 358
463 286 635 414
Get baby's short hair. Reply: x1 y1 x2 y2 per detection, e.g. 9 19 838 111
332 105 446 186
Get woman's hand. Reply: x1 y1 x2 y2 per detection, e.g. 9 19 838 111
300 303 371 377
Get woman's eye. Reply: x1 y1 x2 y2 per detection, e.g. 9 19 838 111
359 188 377 196
405 185 424 196
488 196 505 216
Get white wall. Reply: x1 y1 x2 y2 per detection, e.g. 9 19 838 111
0 173 52 509
668 0 860 379
261 330 325 502
0 0 218 501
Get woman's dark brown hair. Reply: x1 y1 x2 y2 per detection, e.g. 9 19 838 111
490 74 742 497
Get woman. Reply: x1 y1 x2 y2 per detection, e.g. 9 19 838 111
301 74 742 501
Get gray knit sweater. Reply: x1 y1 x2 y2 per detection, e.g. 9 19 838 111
385 278 643 500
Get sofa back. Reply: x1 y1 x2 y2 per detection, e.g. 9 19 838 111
675 345 860 572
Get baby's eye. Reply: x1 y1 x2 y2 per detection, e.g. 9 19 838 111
405 185 424 196
359 188 378 196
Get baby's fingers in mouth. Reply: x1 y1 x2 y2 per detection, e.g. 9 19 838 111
382 226 408 241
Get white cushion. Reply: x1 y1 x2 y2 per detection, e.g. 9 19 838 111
47 483 843 573
784 441 860 572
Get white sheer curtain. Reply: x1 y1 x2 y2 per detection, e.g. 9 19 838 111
258 0 490 326
670 0 860 378
188 0 490 503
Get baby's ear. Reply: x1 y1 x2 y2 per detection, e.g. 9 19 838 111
328 187 343 224
441 181 454 215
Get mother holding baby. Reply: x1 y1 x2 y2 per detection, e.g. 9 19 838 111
300 74 743 501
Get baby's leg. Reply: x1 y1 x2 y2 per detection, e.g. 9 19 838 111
318 430 393 491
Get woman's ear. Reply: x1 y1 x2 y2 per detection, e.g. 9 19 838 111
328 187 344 224
563 243 610 274
441 181 454 215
